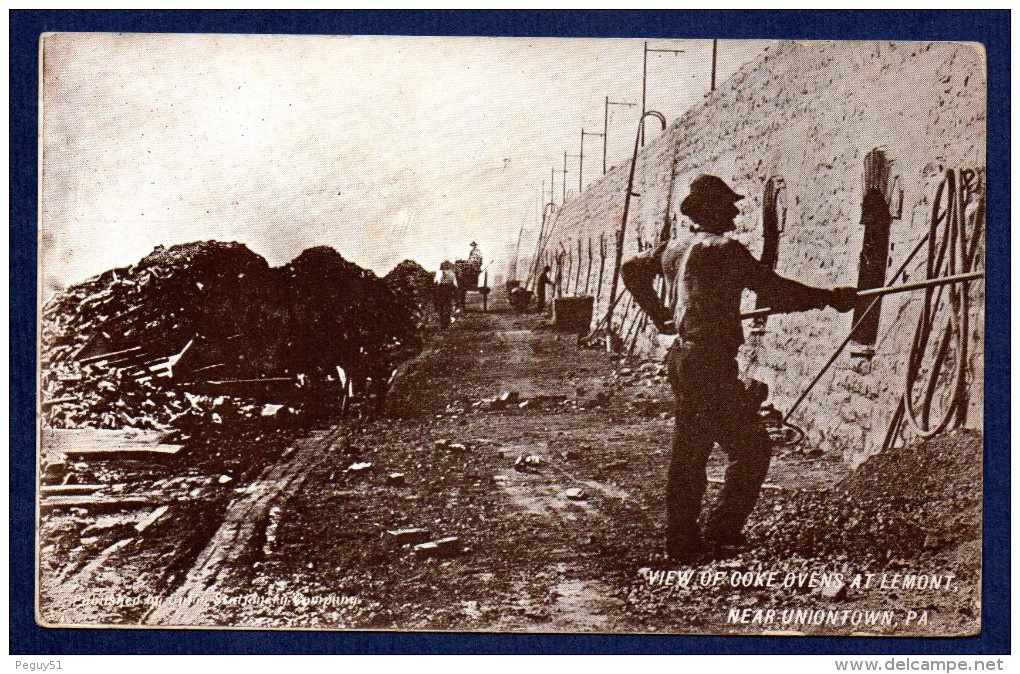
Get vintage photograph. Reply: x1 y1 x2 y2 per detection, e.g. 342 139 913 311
37 33 985 635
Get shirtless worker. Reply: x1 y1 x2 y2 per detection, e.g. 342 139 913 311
621 174 857 563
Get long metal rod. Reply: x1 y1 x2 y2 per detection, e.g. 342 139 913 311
605 110 667 320
512 222 524 281
740 271 984 321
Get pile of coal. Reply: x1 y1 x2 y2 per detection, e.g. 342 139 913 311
41 241 273 429
279 246 413 388
41 241 270 370
41 241 427 430
751 429 981 566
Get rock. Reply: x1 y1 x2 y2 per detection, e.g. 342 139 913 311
498 390 520 405
448 443 468 452
387 472 406 486
217 474 233 484
514 454 542 471
434 439 450 449
564 487 587 500
518 400 530 409
604 459 629 470
347 462 373 472
414 536 461 558
387 527 431 544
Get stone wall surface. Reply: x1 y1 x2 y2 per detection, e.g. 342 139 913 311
533 41 986 459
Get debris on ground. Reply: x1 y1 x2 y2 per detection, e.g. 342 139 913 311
514 454 542 472
387 528 431 545
751 429 982 566
414 536 462 558
41 241 433 432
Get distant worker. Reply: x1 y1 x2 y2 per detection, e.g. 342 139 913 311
536 265 553 313
434 261 459 329
621 174 857 564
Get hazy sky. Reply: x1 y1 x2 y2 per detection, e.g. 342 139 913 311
40 33 770 295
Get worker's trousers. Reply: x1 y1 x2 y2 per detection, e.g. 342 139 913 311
434 285 457 329
664 339 771 550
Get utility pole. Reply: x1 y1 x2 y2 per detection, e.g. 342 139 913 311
580 128 604 193
711 39 718 91
641 41 685 146
562 151 570 203
604 96 636 174
553 165 568 206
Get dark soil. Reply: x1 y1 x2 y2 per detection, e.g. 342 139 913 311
37 292 982 635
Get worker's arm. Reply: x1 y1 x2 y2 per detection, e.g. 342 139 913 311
734 242 854 313
621 242 674 331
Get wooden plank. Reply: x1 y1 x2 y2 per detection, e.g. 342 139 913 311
134 505 170 532
41 397 78 407
79 346 143 364
40 484 106 496
41 428 183 459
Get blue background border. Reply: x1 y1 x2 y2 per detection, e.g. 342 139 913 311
10 10 1010 655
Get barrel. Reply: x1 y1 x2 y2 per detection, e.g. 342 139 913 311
553 296 594 333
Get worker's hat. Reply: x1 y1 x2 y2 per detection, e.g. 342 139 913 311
680 175 744 217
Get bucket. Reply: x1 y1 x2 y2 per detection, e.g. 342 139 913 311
553 296 594 333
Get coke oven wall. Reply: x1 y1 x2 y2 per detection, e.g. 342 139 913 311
536 41 986 460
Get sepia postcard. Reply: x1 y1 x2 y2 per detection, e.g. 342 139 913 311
37 33 986 636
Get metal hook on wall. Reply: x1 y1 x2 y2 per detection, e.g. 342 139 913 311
606 110 668 315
